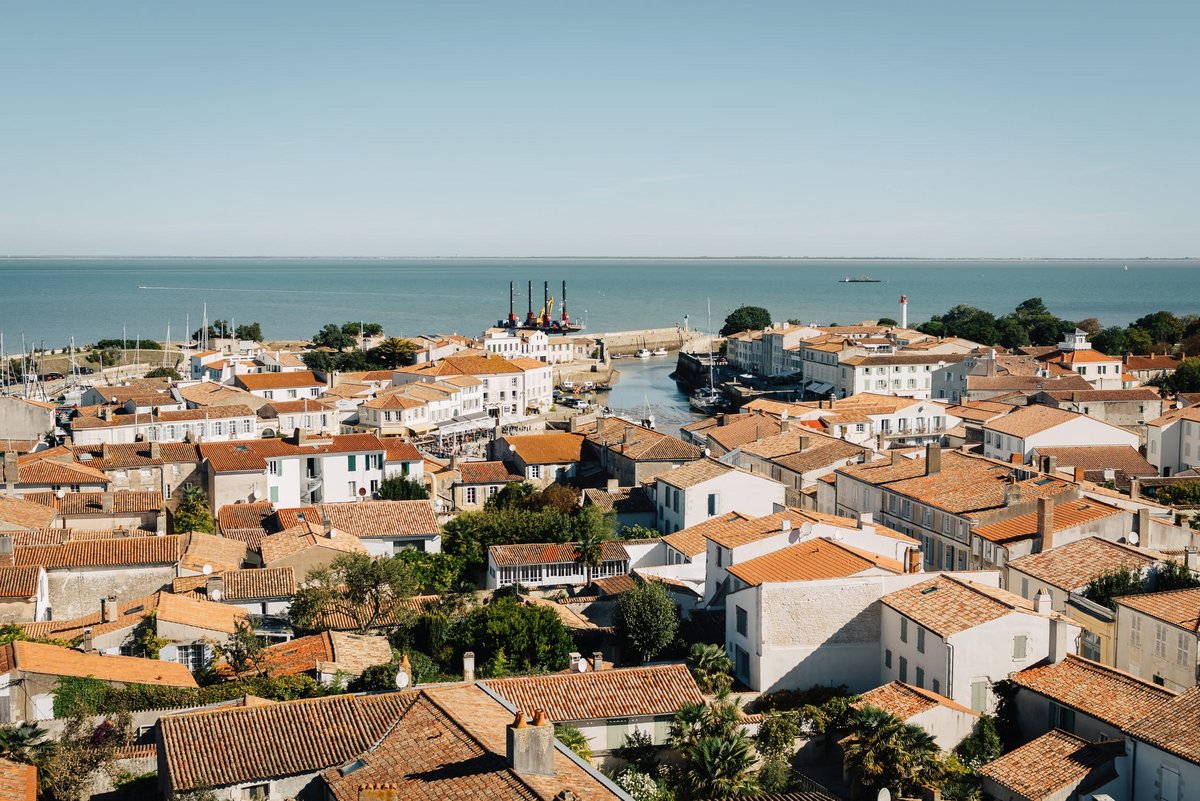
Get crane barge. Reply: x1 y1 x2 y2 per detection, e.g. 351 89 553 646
498 280 586 334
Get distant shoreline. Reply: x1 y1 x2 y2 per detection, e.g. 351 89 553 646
1 255 1196 262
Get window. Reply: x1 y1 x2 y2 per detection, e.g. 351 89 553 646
898 656 908 682
1020 577 1029 599
246 783 270 801
243 419 253 434
1081 630 1102 662
269 486 279 503
1155 624 1168 658
900 617 908 643
347 454 357 471
915 667 925 688
1177 632 1190 667
287 389 298 399
931 678 940 694
177 643 208 672
264 391 273 399
1131 616 1142 648
213 421 223 436
529 465 542 479
466 487 477 505
1013 635 1028 660
884 649 892 668
268 460 279 476
736 606 748 636
735 645 750 679
707 493 720 516
917 627 925 653
606 718 630 751
970 680 988 712
1048 702 1076 732
348 481 357 497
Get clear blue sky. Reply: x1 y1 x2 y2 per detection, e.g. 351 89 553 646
1 1 1196 257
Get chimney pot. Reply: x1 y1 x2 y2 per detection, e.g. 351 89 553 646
1034 589 1052 615
507 708 555 776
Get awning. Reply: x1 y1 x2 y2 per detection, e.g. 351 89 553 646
808 382 833 395
436 413 494 435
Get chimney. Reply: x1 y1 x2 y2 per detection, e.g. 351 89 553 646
1034 589 1052 615
906 548 922 574
717 413 727 427
1009 452 1022 464
568 651 582 670
606 478 619 493
507 710 555 777
1037 497 1055 552
149 441 161 460
592 651 603 672
924 443 941 476
101 406 113 422
322 514 333 537
1135 509 1151 544
81 626 94 654
623 427 634 445
206 574 224 600
449 454 460 471
780 418 790 434
799 434 811 451
891 450 903 466
1073 466 1086 483
101 492 115 514
1048 617 1069 664
2 452 18 485
1184 547 1198 573
101 442 111 460
1129 477 1140 500
463 651 475 683
1004 478 1022 507
858 512 873 529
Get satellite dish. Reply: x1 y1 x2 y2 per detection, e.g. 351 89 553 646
877 790 891 801
395 670 411 689
202 564 213 575
210 589 223 601
800 522 814 537
358 487 367 497
1128 531 1140 545
703 448 711 457
576 659 589 672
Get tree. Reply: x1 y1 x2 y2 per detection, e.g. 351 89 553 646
614 581 678 663
173 484 214 534
619 524 662 540
377 474 430 500
1166 358 1200 395
720 306 771 337
312 323 356 352
235 322 263 341
574 525 610 585
342 322 384 338
1082 565 1145 610
614 729 659 775
681 734 759 800
485 481 536 511
289 553 417 634
214 619 268 676
876 317 898 327
451 596 572 673
301 350 335 372
367 337 417 368
554 724 592 760
953 715 1002 770
939 305 999 345
1091 326 1131 355
688 643 733 695
842 706 943 798
36 714 132 801
755 713 799 793
128 612 168 659
0 722 49 764
1156 559 1200 592
394 549 467 594
145 366 182 380
1131 310 1184 345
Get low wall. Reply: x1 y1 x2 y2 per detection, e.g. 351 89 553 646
597 327 705 357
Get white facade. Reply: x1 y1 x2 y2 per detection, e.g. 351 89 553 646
1146 409 1200 477
982 414 1141 463
1113 602 1199 693
654 468 785 534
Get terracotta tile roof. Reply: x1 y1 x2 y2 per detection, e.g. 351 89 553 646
457 460 523 484
217 501 275 544
1126 684 1200 764
361 394 424 410
846 352 968 367
234 370 325 390
1146 404 1200 428
485 663 704 722
663 512 749 557
313 500 439 539
259 632 392 677
838 450 1074 516
172 567 295 600
854 681 979 720
201 434 386 473
70 442 202 469
972 498 1125 544
273 506 321 530
0 440 42 455
488 541 629 567
502 433 585 465
1007 537 1161 592
881 575 1051 637
181 532 251 573
1012 655 1175 730
0 758 36 801
1048 348 1120 365
978 729 1123 800
1041 388 1163 402
0 495 57 529
24 489 162 516
969 374 1094 392
159 691 420 791
14 535 182 569
260 398 337 414
705 414 784 452
701 509 823 549
156 591 248 634
15 458 110 485
0 566 42 599
774 439 870 476
1030 445 1156 477
156 405 256 422
984 405 1091 438
26 592 163 641
657 458 738 489
312 594 440 632
584 418 702 462
320 685 622 801
727 539 903 586
1114 587 1200 632
581 486 655 515
397 354 526 377
260 523 368 565
2 640 197 686
379 438 422 462
257 631 335 675
589 574 638 596
1124 353 1182 371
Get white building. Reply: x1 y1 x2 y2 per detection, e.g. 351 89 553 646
234 371 326 401
486 541 631 589
393 354 552 422
879 575 1079 713
69 404 258 446
1145 405 1200 477
981 405 1141 464
1113 588 1200 693
653 459 785 535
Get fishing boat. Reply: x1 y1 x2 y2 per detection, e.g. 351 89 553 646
839 275 882 283
651 346 669 356
690 386 726 413
634 347 651 359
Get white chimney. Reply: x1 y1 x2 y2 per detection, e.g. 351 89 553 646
1034 589 1052 615
899 294 908 329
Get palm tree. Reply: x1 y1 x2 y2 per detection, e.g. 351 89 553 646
0 722 49 763
842 706 943 798
554 724 592 760
682 733 759 800
689 643 733 695
669 702 710 750
575 528 607 585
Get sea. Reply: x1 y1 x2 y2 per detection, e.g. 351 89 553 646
2 257 1198 349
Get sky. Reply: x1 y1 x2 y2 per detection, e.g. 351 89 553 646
1 1 1197 258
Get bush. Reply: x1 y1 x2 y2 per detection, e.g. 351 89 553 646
54 674 326 716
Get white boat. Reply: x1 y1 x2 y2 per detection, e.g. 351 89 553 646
690 386 725 413
651 347 669 356
634 348 651 359
559 380 575 391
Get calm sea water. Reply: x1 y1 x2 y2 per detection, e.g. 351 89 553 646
1 258 1198 348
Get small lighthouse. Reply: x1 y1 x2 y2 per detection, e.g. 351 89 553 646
899 294 908 329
